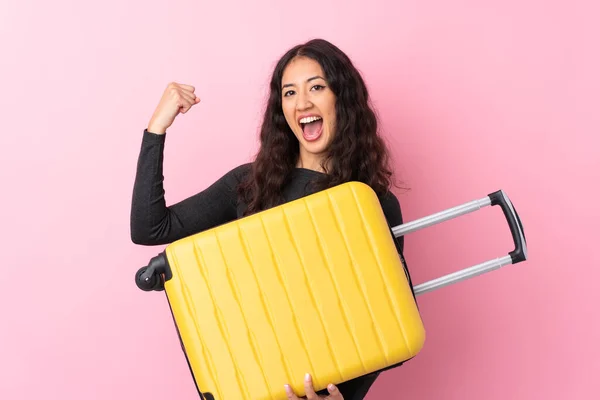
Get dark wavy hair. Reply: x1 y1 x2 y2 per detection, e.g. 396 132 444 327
238 38 397 215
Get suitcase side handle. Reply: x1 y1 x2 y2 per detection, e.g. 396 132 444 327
391 189 528 295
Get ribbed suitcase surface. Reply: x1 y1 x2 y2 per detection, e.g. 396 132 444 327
163 182 426 399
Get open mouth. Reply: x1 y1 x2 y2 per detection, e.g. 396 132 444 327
299 115 323 142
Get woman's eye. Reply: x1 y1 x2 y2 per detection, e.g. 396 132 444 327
284 90 295 97
311 85 324 91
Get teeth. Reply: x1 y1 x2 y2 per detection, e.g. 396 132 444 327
299 116 322 124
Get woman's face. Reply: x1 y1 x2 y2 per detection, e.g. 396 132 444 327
281 56 337 170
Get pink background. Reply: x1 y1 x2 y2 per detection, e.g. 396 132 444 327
1 0 598 399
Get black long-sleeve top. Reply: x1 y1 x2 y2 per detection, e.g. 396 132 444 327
130 129 407 399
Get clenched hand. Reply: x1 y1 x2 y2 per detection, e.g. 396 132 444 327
147 82 200 135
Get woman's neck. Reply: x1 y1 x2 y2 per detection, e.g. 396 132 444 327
296 152 328 173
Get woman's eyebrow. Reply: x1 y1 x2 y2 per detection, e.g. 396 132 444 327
282 75 325 89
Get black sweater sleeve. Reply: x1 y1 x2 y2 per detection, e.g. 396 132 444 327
130 129 250 246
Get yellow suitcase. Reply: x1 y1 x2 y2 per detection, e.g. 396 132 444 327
135 181 527 400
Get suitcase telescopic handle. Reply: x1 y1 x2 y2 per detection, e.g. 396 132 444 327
391 189 528 295
487 190 527 264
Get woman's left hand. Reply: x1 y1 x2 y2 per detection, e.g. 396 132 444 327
284 373 344 399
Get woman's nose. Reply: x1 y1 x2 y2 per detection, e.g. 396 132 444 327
295 91 313 110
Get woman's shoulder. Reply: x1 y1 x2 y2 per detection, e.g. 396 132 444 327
217 162 253 187
228 162 253 179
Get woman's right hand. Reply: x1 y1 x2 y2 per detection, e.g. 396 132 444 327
147 82 200 135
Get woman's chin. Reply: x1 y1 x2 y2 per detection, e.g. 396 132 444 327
300 140 330 157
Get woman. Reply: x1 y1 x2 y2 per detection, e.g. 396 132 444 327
131 38 408 400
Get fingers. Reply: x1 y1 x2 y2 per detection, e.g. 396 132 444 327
304 373 319 399
173 88 199 114
176 83 196 92
169 82 199 100
179 89 199 104
178 98 194 114
285 374 343 400
284 374 319 400
327 383 343 399
167 82 195 92
177 89 196 103
284 384 300 400
181 88 200 103
178 91 198 113
165 82 199 108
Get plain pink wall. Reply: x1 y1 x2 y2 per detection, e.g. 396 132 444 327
1 0 598 399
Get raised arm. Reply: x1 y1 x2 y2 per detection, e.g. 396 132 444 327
131 131 251 245
130 82 249 246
